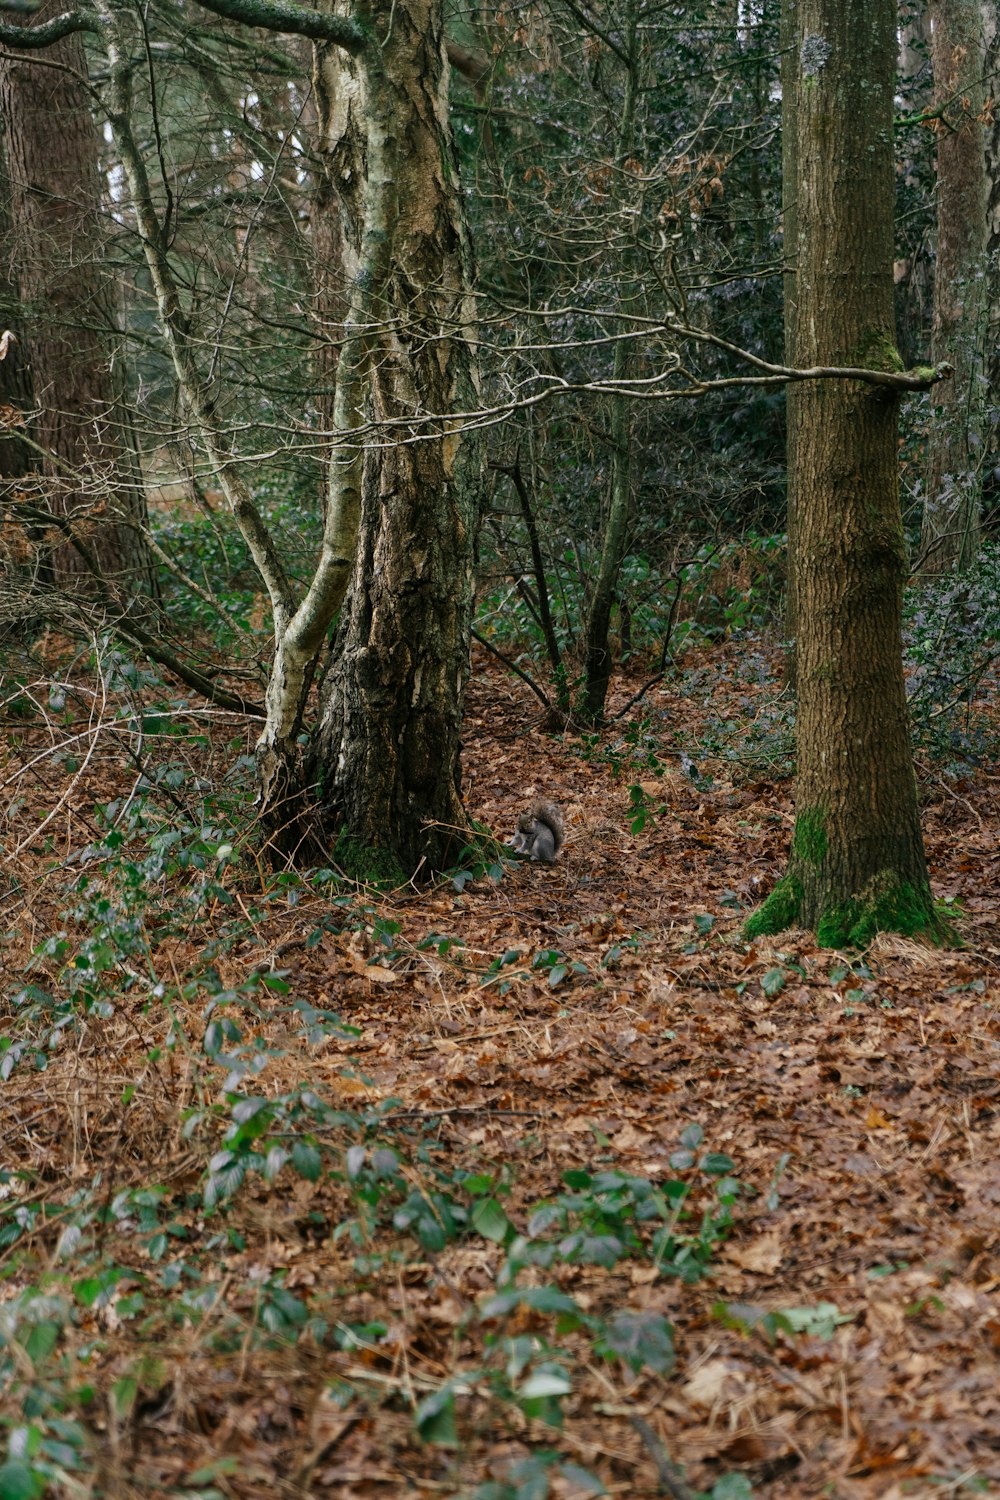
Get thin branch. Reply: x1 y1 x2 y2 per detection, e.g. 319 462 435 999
629 1417 699 1500
470 627 551 711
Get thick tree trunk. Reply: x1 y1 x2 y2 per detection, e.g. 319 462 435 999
0 0 149 593
309 0 481 874
747 0 942 947
0 135 34 489
983 2 1000 517
919 0 989 572
0 143 38 609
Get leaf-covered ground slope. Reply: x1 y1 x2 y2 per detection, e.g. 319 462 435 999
2 642 999 1499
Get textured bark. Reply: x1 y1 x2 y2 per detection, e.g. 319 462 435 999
0 138 37 604
780 0 799 686
0 0 148 592
580 9 640 725
0 134 33 488
920 0 989 571
310 0 481 873
749 0 937 944
984 2 1000 511
294 37 347 517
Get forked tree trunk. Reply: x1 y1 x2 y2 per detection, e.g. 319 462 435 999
747 0 944 947
309 0 481 873
920 0 989 572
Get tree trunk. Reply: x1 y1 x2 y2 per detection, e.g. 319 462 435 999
580 11 641 726
0 135 38 614
983 2 1000 518
919 0 989 572
0 0 149 594
747 0 943 947
0 133 34 489
309 0 482 874
780 0 799 687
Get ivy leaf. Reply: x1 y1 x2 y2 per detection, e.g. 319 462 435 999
598 1310 675 1373
414 1385 458 1446
471 1196 514 1244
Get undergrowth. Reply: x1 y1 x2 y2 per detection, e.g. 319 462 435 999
0 752 769 1499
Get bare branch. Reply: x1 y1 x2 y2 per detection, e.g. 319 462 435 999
0 0 366 47
191 0 364 48
0 7 96 44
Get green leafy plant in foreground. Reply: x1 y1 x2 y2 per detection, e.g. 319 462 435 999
0 1110 750 1498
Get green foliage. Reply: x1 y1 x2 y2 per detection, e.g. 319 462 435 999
470 1452 606 1500
691 697 795 783
530 950 590 988
903 545 1000 773
476 535 788 693
0 1100 748 1496
627 782 661 833
449 824 508 891
156 477 322 650
714 1298 854 1344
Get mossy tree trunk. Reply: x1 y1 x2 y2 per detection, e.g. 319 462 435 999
747 0 942 948
919 0 989 572
308 0 482 874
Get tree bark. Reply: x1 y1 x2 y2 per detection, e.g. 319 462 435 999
747 0 942 947
919 0 989 572
0 132 34 489
780 0 799 687
580 5 641 725
983 2 1000 517
309 0 482 874
0 0 150 593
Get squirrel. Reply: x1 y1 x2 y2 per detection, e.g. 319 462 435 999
507 800 565 862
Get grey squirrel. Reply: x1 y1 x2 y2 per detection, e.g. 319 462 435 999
508 800 565 862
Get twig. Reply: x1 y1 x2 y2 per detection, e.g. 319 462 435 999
470 627 551 709
629 1416 699 1500
379 1106 541 1122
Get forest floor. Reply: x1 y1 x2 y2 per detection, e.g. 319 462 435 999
3 639 1000 1500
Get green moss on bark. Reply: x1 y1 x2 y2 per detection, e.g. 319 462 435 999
791 807 828 865
332 828 406 888
744 875 802 939
853 328 904 371
814 874 954 948
745 864 956 949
